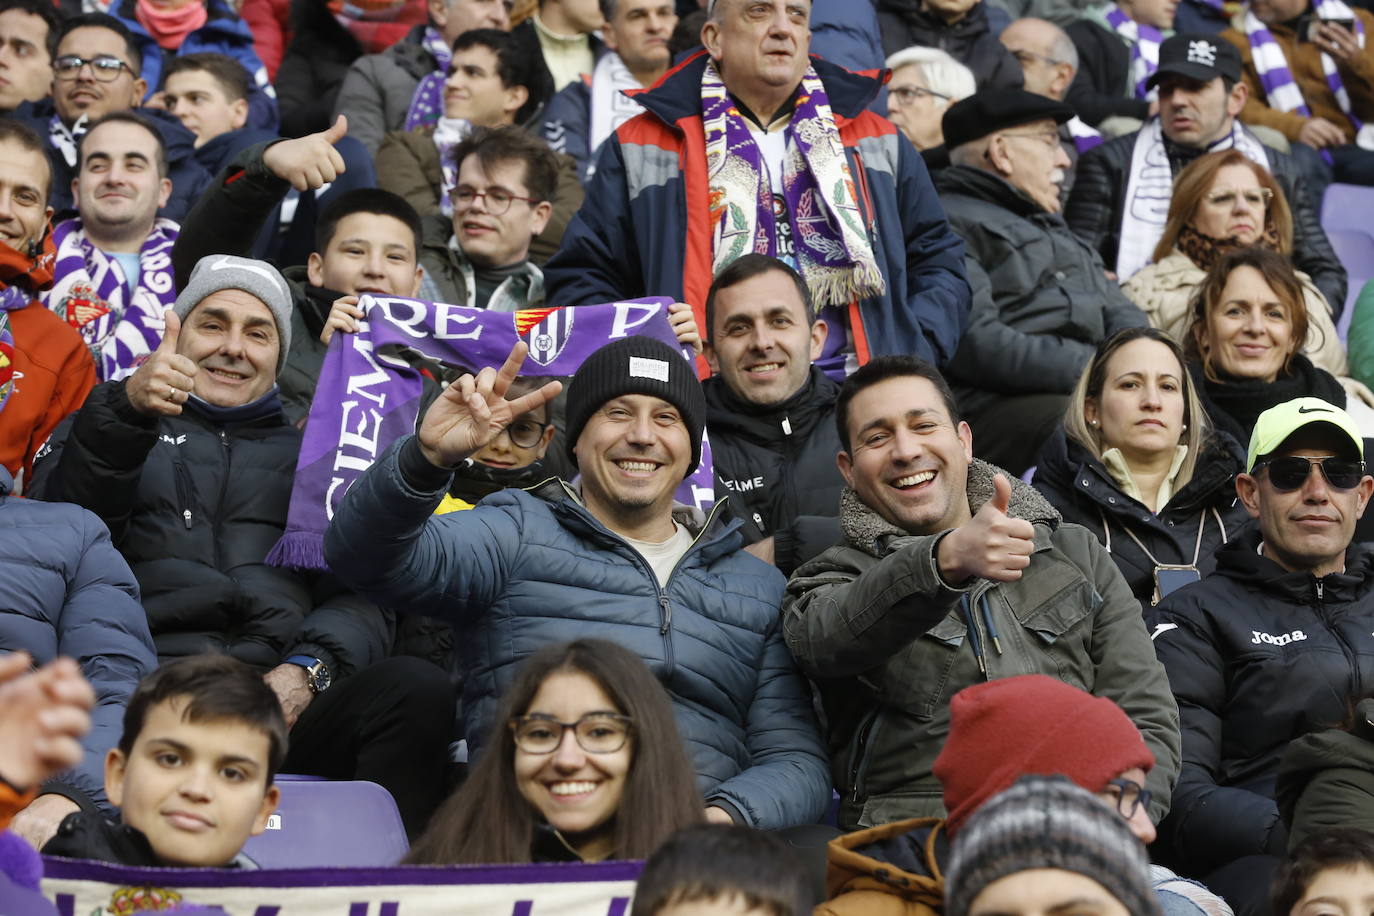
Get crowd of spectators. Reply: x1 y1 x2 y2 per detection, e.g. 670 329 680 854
4 0 1374 910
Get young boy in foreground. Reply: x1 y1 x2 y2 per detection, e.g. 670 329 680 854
43 655 285 868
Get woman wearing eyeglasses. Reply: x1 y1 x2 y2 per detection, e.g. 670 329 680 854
1183 247 1358 446
404 639 703 864
1032 327 1251 607
883 47 976 172
1122 151 1351 386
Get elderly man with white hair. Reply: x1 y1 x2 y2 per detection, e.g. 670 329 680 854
886 46 976 169
935 88 1147 475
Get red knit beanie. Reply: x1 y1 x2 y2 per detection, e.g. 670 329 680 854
933 675 1155 836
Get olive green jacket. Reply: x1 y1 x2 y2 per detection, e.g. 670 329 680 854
783 459 1180 830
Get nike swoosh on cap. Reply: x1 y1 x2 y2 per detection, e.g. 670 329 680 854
1297 406 1333 413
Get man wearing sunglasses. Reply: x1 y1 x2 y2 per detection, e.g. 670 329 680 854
1149 397 1374 909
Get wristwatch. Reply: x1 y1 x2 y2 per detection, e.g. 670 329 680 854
285 655 332 694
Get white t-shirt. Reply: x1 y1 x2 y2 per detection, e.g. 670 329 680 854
622 523 694 588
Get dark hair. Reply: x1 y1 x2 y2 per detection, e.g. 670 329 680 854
78 110 168 178
668 8 706 59
164 52 251 103
1272 828 1374 915
118 654 289 784
0 118 51 201
59 12 140 76
836 355 961 452
704 253 814 344
403 639 703 865
629 824 812 916
314 187 423 257
0 0 63 59
450 28 552 126
1184 246 1309 384
449 124 559 205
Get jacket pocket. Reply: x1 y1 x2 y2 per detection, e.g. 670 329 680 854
884 613 967 722
1012 577 1099 690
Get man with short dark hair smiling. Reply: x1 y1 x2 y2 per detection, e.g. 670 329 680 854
1150 398 1374 902
702 253 844 572
783 354 1179 832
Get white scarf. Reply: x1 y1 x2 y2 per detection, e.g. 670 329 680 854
589 52 645 171
1117 119 1270 280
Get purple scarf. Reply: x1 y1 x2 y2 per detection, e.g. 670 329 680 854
403 27 454 132
0 286 24 414
1104 5 1163 99
42 218 179 381
267 297 715 570
702 61 884 309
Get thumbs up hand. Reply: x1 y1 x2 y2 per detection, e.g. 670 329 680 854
262 115 349 191
935 473 1036 585
125 310 200 417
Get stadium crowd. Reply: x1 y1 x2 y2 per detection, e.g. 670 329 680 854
5 0 1374 910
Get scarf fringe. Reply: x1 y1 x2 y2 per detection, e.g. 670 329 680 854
808 262 886 307
265 530 328 572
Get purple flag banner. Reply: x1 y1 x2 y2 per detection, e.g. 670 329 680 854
41 855 641 915
267 296 716 571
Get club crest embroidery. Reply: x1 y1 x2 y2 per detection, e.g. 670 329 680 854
515 306 574 367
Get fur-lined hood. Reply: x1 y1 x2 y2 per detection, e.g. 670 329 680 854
840 458 1060 556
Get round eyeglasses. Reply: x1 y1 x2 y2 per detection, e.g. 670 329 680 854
510 713 633 754
453 185 539 215
494 418 549 450
1103 778 1152 819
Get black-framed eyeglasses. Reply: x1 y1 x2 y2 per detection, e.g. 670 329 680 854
453 185 538 214
889 85 949 107
510 713 633 755
54 55 133 82
496 417 549 449
1255 455 1366 491
1103 778 1152 819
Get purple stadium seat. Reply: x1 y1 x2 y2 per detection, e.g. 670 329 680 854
1321 183 1374 233
240 778 409 868
1325 228 1374 339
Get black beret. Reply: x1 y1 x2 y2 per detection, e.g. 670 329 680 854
941 89 1074 152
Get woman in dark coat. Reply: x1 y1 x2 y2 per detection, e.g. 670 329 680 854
1034 326 1252 607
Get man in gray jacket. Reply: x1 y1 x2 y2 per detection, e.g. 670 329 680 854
783 355 1179 832
936 88 1146 475
324 335 831 830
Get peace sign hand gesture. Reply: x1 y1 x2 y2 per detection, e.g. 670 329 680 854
417 340 563 469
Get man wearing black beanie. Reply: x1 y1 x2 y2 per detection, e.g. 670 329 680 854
324 335 830 833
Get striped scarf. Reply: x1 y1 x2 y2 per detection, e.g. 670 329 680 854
1106 5 1164 99
1068 115 1104 152
1245 0 1366 129
403 28 455 132
0 286 23 413
42 218 179 381
702 62 884 308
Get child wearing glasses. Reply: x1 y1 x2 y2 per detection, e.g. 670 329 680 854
404 639 702 864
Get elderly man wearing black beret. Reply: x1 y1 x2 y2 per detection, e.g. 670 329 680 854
935 89 1148 476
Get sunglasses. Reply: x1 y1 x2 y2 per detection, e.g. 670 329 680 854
1255 455 1366 491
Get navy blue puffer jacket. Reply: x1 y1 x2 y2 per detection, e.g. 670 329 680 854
0 465 155 813
325 438 832 831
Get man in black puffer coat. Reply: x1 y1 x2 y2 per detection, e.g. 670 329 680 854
703 255 845 575
1148 397 1374 912
876 0 1023 91
29 255 455 840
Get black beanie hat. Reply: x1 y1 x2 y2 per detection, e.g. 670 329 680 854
564 336 706 473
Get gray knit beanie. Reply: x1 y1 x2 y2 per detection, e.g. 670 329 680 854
945 775 1162 916
174 255 294 374
564 336 706 473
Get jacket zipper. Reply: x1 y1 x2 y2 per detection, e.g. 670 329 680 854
215 429 231 570
173 459 194 529
1315 578 1362 694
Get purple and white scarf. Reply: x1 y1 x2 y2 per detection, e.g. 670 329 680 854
42 217 179 381
1245 0 1366 131
267 296 715 571
403 27 455 132
1068 115 1104 152
702 61 884 309
0 286 24 413
1106 5 1164 99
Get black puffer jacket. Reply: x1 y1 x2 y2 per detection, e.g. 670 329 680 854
704 368 845 574
275 0 362 137
29 381 390 676
1032 427 1251 606
1147 532 1374 874
1065 127 1348 313
875 0 1023 91
937 164 1146 395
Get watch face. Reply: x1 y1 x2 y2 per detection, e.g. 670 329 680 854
310 666 332 693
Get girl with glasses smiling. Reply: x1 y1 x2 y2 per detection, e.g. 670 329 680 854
404 639 702 865
1124 150 1353 391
